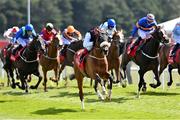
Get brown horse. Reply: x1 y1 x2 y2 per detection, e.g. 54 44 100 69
98 30 126 94
74 29 112 110
39 33 61 92
159 43 180 86
108 30 126 85
121 26 169 98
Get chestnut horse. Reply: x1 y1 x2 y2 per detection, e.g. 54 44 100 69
121 26 169 98
159 44 180 86
74 29 112 110
39 33 61 92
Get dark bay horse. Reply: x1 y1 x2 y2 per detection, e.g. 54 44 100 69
0 44 16 87
159 43 180 86
57 40 83 85
121 26 168 98
73 30 112 110
39 33 61 92
10 35 45 92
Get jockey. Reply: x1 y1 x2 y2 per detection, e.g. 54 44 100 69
130 13 157 50
40 23 57 53
80 27 100 62
170 21 180 57
60 25 82 57
99 18 117 39
12 24 36 55
3 26 19 43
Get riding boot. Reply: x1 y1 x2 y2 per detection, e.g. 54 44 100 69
60 45 68 56
80 49 89 63
170 43 179 57
12 44 23 55
130 37 141 50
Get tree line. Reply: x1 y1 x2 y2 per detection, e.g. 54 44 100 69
0 0 179 36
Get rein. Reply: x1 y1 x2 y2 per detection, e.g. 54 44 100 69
19 51 38 63
141 50 159 59
19 46 38 63
42 54 57 60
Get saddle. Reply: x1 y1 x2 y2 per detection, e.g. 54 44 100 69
10 46 26 62
74 49 88 76
168 45 180 64
127 38 145 57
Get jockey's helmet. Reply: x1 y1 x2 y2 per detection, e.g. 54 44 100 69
67 25 75 34
146 13 155 22
107 19 116 28
12 26 19 33
25 24 34 31
46 23 54 31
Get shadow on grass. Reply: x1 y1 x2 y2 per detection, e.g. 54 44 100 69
50 91 94 98
86 96 133 103
0 100 16 103
31 107 77 115
2 91 27 96
127 91 180 96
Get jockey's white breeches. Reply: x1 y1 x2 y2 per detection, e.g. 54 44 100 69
62 35 71 45
138 29 153 39
172 35 180 44
16 37 33 47
83 32 93 51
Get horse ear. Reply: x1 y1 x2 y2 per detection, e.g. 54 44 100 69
120 29 123 33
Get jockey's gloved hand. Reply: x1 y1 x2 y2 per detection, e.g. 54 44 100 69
33 34 39 39
71 38 78 42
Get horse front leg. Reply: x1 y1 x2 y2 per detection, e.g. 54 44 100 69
150 67 161 88
5 69 10 87
137 69 146 98
49 66 59 86
74 66 85 110
30 70 42 89
9 68 16 89
42 69 48 92
167 65 173 87
94 74 104 100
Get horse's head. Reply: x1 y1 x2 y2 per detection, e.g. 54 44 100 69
29 35 46 54
112 29 124 44
94 29 110 55
52 31 62 49
151 26 169 44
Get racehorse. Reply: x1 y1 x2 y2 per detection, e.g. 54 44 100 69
73 29 112 110
159 43 180 86
0 44 19 87
39 33 61 92
57 40 83 85
107 30 126 85
121 26 169 98
9 35 45 92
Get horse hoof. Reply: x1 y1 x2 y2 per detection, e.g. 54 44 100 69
44 90 48 92
121 81 127 88
25 90 28 93
30 86 36 89
105 96 111 101
11 84 16 89
167 82 172 86
149 83 157 88
142 87 147 93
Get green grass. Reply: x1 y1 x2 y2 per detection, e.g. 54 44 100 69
0 70 180 120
